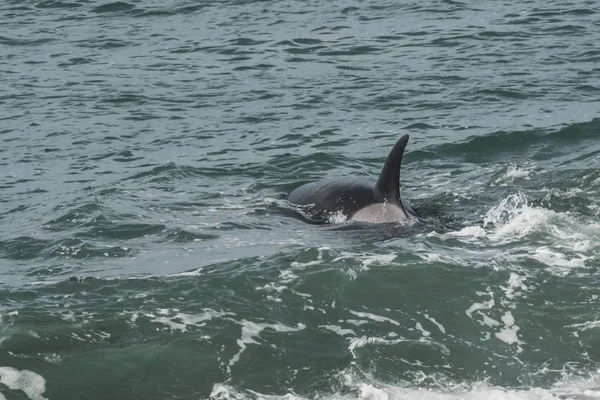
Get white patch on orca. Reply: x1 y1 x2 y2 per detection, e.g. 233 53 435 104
350 203 408 223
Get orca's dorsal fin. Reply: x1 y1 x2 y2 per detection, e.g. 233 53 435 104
375 134 409 205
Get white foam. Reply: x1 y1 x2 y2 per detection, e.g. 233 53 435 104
502 165 532 183
209 375 600 400
279 270 298 283
355 385 562 400
530 247 589 274
480 313 501 327
360 254 397 267
448 226 487 238
349 311 400 326
0 367 48 400
415 322 431 337
290 247 329 268
501 311 515 327
495 310 523 352
332 251 398 269
150 309 230 332
228 320 305 374
424 314 446 334
465 288 526 350
359 384 389 400
346 319 369 326
419 253 445 263
567 320 600 331
495 325 522 346
348 336 408 353
210 383 309 400
320 325 356 337
208 360 600 400
502 273 528 300
169 267 203 276
465 298 495 318
256 283 287 293
290 259 324 268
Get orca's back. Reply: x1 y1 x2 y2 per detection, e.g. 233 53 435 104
288 179 382 218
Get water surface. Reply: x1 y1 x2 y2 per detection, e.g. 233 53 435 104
1 0 600 399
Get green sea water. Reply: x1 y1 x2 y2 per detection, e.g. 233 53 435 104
1 0 600 399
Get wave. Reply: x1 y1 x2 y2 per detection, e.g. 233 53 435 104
209 376 600 400
416 118 600 162
0 236 132 261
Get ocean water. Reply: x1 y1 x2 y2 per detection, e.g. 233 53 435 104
1 0 600 399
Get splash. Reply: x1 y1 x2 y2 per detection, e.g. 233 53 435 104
483 193 548 238
328 210 349 224
444 192 599 275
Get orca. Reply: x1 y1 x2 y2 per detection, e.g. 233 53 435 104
288 134 416 223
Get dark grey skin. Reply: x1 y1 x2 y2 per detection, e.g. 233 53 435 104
288 134 416 223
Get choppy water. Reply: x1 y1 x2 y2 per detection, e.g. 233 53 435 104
1 0 600 399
